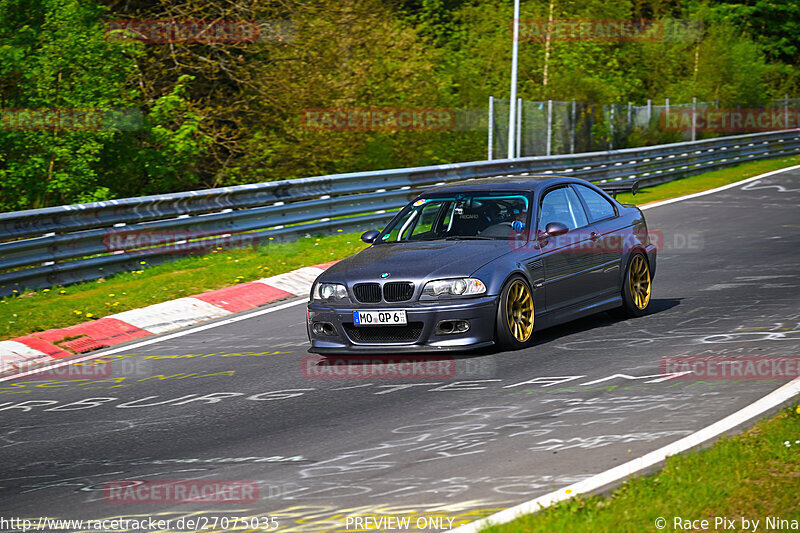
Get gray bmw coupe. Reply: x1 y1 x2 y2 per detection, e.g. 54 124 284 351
307 175 656 353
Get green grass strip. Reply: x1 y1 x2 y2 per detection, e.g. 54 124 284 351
614 155 800 205
1 233 368 339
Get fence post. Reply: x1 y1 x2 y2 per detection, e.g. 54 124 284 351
570 100 576 154
691 97 697 142
785 94 789 131
609 105 615 151
589 104 594 149
627 102 632 130
665 97 669 126
516 97 522 158
646 98 652 125
546 99 553 156
488 96 494 160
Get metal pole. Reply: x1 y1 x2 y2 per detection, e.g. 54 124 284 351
627 102 631 129
488 96 494 160
507 0 520 159
646 98 652 125
665 97 669 126
546 99 553 156
785 94 789 130
609 105 615 151
570 100 576 154
516 97 522 158
691 97 696 142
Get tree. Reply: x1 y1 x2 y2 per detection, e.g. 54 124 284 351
0 0 138 209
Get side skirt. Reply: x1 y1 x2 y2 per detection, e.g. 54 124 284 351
535 295 622 331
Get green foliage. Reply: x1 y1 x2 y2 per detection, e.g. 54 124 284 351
0 0 797 212
663 20 770 105
0 0 137 209
0 0 211 210
97 75 212 197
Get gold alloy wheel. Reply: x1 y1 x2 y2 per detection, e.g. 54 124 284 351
505 280 534 342
629 254 652 310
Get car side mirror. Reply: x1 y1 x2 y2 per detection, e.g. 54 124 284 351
543 222 569 238
361 230 380 244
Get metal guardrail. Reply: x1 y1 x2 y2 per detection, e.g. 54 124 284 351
1 129 798 296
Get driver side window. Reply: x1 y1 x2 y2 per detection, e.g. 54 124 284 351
538 187 588 231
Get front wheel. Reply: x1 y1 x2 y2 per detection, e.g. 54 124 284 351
617 252 652 317
495 276 535 350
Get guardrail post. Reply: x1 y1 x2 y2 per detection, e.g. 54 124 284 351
546 99 553 156
488 96 494 160
691 97 697 142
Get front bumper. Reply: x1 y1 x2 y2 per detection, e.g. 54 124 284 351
307 296 498 354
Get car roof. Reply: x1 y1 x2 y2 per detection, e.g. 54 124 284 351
422 174 586 195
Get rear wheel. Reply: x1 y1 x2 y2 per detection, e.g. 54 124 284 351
616 252 652 317
496 276 535 349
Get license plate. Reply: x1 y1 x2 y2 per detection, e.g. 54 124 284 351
353 310 407 326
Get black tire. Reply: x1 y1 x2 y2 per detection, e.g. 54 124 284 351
495 275 535 350
614 251 652 318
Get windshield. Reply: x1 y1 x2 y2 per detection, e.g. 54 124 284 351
378 193 531 242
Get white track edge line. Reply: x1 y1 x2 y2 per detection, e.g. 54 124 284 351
638 163 800 211
449 376 800 532
0 298 306 382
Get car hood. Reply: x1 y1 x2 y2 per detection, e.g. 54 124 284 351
324 241 510 282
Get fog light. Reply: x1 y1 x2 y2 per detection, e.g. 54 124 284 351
436 320 470 335
312 322 337 336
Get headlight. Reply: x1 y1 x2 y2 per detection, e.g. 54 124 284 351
312 282 349 301
422 278 486 298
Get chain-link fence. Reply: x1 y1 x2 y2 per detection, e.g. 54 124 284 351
488 96 799 158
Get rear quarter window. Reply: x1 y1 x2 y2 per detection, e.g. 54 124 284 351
574 184 617 221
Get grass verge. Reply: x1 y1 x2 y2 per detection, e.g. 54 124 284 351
0 233 368 339
2 154 798 340
482 403 800 533
613 154 800 205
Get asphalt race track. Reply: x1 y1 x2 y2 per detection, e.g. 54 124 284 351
1 169 799 532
